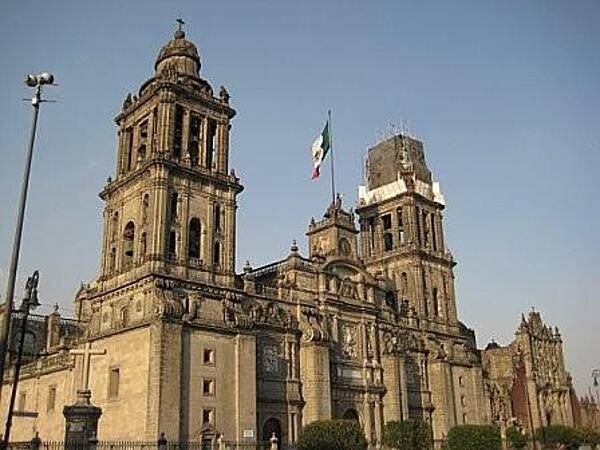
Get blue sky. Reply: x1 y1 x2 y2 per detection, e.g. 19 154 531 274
1 1 599 394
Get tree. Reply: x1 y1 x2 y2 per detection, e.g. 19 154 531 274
382 419 432 450
296 419 368 450
446 424 501 450
535 425 582 450
506 426 528 449
578 427 600 449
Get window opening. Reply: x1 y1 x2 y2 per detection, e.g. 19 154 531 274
173 105 184 159
206 119 216 168
188 218 201 259
108 368 120 398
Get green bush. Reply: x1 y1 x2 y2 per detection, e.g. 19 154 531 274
536 425 582 450
446 424 501 450
580 427 600 449
382 418 432 450
506 426 528 449
296 419 368 450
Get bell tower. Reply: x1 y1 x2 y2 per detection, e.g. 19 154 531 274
356 134 458 325
97 23 243 290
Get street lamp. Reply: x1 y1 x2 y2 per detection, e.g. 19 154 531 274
2 271 40 447
0 73 55 402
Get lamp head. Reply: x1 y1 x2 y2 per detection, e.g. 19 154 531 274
39 72 54 85
24 74 37 87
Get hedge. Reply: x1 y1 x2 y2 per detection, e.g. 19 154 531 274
381 418 432 450
580 427 600 449
506 426 528 449
536 425 582 450
446 424 501 450
297 419 368 450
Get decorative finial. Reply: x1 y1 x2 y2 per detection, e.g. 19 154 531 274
290 239 298 253
175 18 186 39
53 302 60 314
244 260 252 273
219 86 230 104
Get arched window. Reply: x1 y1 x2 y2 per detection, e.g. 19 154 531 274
121 306 130 327
168 230 177 256
169 192 178 221
125 127 134 171
422 210 429 248
205 119 216 168
262 418 282 444
173 105 184 159
140 232 147 257
189 114 201 167
430 213 437 251
123 221 135 268
188 218 201 259
214 204 221 230
432 287 439 317
213 241 221 266
342 409 360 421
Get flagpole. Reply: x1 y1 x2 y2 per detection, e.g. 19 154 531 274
328 109 336 204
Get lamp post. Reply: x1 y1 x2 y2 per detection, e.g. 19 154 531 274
0 73 54 402
2 271 40 447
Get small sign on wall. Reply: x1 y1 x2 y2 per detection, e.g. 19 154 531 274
243 429 254 438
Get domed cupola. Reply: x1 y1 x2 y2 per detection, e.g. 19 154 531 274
155 22 201 77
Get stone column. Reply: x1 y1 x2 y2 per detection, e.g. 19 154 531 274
116 129 125 176
291 342 298 379
180 191 190 272
100 208 110 276
400 357 409 419
235 333 257 442
149 106 158 154
381 354 402 422
299 342 332 424
435 212 445 253
363 396 373 444
151 170 168 268
159 96 175 154
181 110 191 163
375 400 384 445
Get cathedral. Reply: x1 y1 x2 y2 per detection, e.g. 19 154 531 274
0 25 594 448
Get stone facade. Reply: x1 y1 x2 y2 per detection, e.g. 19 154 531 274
0 25 590 448
482 311 577 437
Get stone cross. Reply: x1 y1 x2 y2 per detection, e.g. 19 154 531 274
176 18 185 32
70 342 106 404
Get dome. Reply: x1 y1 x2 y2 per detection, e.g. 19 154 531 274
154 29 201 76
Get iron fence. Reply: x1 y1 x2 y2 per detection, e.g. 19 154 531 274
6 441 279 450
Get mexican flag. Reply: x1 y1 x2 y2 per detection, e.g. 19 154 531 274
311 121 331 179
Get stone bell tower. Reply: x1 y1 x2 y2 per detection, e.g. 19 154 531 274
356 134 458 326
97 22 243 291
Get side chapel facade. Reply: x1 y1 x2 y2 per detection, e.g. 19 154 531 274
0 26 591 447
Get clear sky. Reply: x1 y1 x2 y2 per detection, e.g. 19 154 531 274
1 1 598 394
